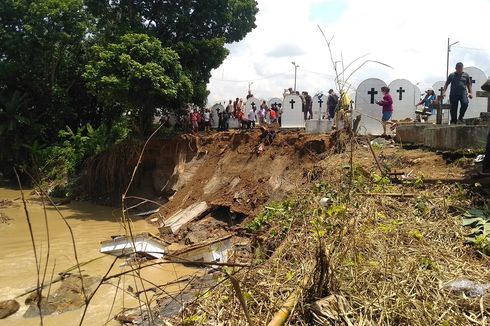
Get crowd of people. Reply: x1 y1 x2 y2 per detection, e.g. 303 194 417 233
182 61 477 136
182 86 352 133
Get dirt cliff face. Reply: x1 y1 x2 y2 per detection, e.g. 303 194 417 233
141 130 332 221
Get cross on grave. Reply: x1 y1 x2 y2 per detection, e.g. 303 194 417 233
470 77 476 86
317 95 324 108
251 102 256 110
435 87 450 124
289 99 295 109
396 86 405 101
368 88 378 104
273 102 280 108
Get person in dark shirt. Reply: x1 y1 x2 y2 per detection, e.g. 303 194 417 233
303 91 313 120
327 89 339 120
443 62 473 124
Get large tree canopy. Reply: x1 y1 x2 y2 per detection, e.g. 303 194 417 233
83 33 193 134
84 0 258 104
0 0 258 174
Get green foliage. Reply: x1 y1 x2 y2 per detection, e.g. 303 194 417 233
0 0 259 176
37 121 131 181
83 33 193 134
462 209 490 255
246 200 294 232
182 314 206 326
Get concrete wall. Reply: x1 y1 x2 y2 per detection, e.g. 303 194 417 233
396 124 488 150
424 125 488 150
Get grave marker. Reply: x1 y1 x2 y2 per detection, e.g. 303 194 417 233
281 94 304 128
388 79 419 121
355 78 387 135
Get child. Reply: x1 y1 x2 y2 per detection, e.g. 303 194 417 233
375 86 395 136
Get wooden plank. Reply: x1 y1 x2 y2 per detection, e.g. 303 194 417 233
163 201 209 234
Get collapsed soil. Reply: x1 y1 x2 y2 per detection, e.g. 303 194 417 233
125 130 490 325
82 129 489 325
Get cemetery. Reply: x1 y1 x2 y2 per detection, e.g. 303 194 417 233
208 66 490 152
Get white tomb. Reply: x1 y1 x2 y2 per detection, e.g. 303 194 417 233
355 78 387 135
388 79 419 121
281 94 305 128
312 93 327 120
464 66 488 118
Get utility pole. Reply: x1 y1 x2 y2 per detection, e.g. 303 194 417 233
446 38 459 79
291 62 299 92
439 38 459 124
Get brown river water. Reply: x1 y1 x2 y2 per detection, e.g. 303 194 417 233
0 186 196 325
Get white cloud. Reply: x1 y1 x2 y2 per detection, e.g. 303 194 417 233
207 0 490 105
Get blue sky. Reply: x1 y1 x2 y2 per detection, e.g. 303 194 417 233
207 0 490 105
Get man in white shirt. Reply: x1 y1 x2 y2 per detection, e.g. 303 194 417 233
247 107 257 129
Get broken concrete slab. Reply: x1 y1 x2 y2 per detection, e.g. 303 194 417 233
163 201 209 234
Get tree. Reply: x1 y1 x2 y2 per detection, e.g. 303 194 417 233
0 0 96 136
85 0 259 106
83 33 193 135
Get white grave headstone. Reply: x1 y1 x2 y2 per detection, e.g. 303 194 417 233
268 98 283 109
211 103 224 129
464 66 487 118
282 94 304 128
388 79 419 121
355 78 387 135
432 81 447 99
431 81 449 123
245 97 260 114
312 93 327 120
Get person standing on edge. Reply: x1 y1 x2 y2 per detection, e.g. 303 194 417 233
327 89 339 120
247 106 257 129
304 91 313 120
375 86 394 136
443 62 473 124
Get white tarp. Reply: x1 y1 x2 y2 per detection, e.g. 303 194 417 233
355 78 387 135
281 94 304 128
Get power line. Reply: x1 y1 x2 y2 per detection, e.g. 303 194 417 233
452 45 490 52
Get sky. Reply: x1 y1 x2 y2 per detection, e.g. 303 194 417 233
206 0 490 105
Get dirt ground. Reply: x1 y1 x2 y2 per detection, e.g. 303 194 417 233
135 129 482 246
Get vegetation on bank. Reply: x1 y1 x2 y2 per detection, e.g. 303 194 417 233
0 0 259 184
176 149 490 325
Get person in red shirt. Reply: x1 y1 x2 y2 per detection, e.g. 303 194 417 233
190 108 201 133
269 104 277 124
375 86 394 136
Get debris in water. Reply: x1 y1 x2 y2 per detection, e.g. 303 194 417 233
100 232 168 259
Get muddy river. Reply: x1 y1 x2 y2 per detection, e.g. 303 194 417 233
0 186 196 325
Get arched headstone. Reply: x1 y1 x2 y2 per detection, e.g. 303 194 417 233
211 103 224 129
355 78 387 135
312 93 326 120
268 97 283 109
388 79 419 121
282 94 304 128
464 66 487 118
432 81 448 103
